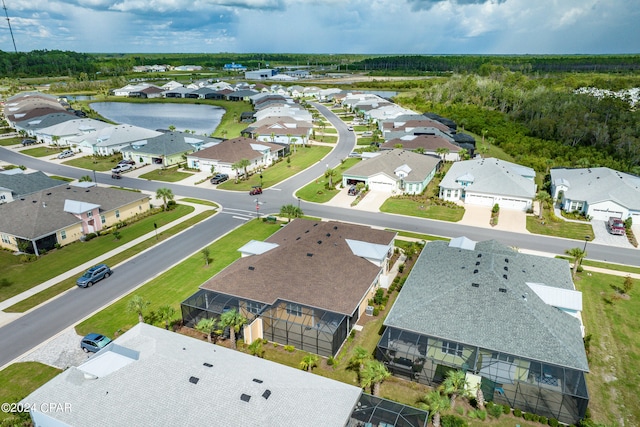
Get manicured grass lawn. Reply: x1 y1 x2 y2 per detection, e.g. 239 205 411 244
65 154 122 171
6 209 215 313
388 230 450 242
0 362 61 422
380 198 465 222
575 271 640 425
295 158 361 203
217 146 332 191
0 136 21 146
178 198 219 207
138 166 194 182
19 146 60 158
526 213 594 240
357 137 374 145
49 175 74 182
323 128 337 134
313 135 338 144
76 219 282 337
0 205 194 303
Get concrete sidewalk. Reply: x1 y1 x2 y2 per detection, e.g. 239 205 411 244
0 201 214 327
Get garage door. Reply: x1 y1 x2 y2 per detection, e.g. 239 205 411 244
368 179 395 193
498 198 529 211
465 193 494 207
591 209 623 221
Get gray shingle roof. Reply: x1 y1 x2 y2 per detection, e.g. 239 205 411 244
0 171 64 199
440 158 536 199
551 167 640 210
23 323 362 427
122 131 200 156
14 112 78 131
343 149 440 183
384 240 589 372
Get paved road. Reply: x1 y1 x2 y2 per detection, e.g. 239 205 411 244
0 105 638 367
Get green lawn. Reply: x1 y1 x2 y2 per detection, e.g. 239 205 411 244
526 212 594 240
322 128 337 134
19 146 60 158
0 362 61 423
314 135 338 144
138 166 194 182
76 219 281 337
388 230 450 242
217 146 332 191
380 198 465 222
65 154 122 171
357 137 374 145
0 205 195 303
295 158 361 203
0 136 21 146
178 198 219 207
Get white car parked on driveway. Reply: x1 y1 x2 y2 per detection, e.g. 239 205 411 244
111 163 133 173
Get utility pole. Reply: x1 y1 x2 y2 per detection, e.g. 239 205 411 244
2 0 17 54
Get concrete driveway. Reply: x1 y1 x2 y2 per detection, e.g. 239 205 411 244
591 220 634 248
458 205 528 233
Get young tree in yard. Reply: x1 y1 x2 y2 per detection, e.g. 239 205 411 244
535 190 552 219
158 305 176 330
127 295 150 323
248 339 264 357
201 247 211 266
155 187 174 211
435 147 449 160
360 360 390 396
299 353 319 372
419 390 450 427
565 247 587 278
325 167 337 189
79 175 92 182
623 275 634 295
238 158 251 180
348 346 371 377
219 308 247 349
440 369 469 410
232 161 242 183
195 317 218 343
279 204 303 223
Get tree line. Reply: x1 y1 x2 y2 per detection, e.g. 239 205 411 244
0 50 98 78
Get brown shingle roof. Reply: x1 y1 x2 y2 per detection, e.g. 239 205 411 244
189 137 283 162
381 135 461 152
200 219 396 315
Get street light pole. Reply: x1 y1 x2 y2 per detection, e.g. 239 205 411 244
583 235 590 252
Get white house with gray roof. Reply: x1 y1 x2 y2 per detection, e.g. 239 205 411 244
70 124 163 156
34 118 112 146
378 239 588 424
22 323 363 427
342 149 440 195
439 158 536 211
550 167 640 221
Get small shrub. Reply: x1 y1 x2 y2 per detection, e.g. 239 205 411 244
372 307 380 316
441 414 468 427
54 243 61 249
548 418 559 427
539 416 548 424
350 329 356 339
502 404 510 414
284 345 295 352
327 356 336 366
476 410 486 421
84 232 97 241
492 203 500 213
398 263 405 273
488 404 503 418
273 342 278 347
513 408 522 417
20 254 37 263
523 412 534 421
373 288 384 304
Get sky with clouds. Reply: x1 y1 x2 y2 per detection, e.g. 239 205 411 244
2 0 639 54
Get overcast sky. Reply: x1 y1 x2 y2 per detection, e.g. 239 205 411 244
2 0 639 54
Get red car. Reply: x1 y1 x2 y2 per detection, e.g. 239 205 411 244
249 186 262 195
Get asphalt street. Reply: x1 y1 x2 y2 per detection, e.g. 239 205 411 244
0 104 638 367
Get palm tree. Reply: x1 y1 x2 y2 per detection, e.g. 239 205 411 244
51 135 61 147
348 346 371 372
299 353 319 372
201 247 211 266
232 161 242 183
458 148 469 160
280 204 303 223
127 295 150 323
158 305 176 330
79 175 92 182
168 125 176 132
291 137 298 154
419 390 450 427
413 147 425 155
325 168 336 189
535 190 552 219
566 247 587 277
435 147 449 160
248 339 264 357
440 369 468 410
238 158 251 180
360 360 390 396
219 308 247 349
155 187 174 211
195 317 218 343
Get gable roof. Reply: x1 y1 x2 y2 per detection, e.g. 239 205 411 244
188 137 283 163
0 171 64 199
550 167 640 210
384 240 589 372
70 124 162 147
23 323 362 427
381 134 460 152
343 149 440 183
14 112 78 131
122 131 206 156
440 158 536 199
200 219 395 315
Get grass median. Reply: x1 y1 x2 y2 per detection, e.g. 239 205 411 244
295 158 360 203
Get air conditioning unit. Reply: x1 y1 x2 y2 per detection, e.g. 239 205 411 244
365 305 374 316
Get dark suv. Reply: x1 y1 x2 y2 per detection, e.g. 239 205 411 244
210 173 229 184
77 264 112 288
21 139 37 146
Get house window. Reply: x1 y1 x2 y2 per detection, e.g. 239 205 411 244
491 352 515 363
61 230 67 240
101 215 106 224
87 211 93 218
441 340 463 357
446 190 451 198
1 234 10 244
286 303 302 317
246 301 262 314
115 210 120 219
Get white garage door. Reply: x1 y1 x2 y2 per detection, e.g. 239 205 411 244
368 179 396 193
498 198 529 211
591 209 623 221
465 193 495 207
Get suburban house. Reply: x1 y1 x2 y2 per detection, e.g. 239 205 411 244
70 124 163 156
439 158 536 211
22 323 386 427
341 149 440 195
550 167 640 221
0 170 63 204
185 137 284 176
0 184 150 255
121 131 207 167
251 121 312 146
129 85 165 98
378 238 589 424
380 135 462 162
34 118 112 146
181 220 396 357
14 112 78 137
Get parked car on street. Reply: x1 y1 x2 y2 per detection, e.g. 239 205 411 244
57 150 74 159
249 186 263 195
21 138 37 146
111 163 133 174
76 264 112 288
81 333 111 353
607 217 626 235
210 173 229 184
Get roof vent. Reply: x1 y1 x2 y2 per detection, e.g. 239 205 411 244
499 288 507 293
313 223 318 226
306 253 313 257
473 269 478 274
248 266 255 271
503 274 508 280
189 376 199 384
252 378 263 384
471 283 480 288
305 230 309 233
32 200 37 203
505 258 509 263
46 192 52 196
317 240 322 244
85 189 90 192
477 253 482 258
296 237 300 240
262 390 271 400
504 266 508 271
203 363 213 368
475 261 480 266
326 233 331 237
333 226 338 230
240 394 251 402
